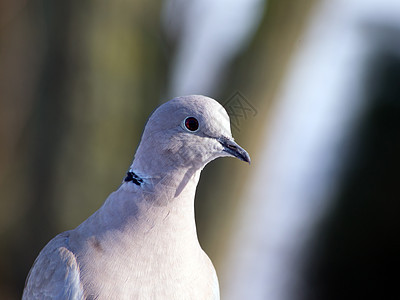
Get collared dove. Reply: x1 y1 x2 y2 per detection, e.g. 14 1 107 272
23 95 250 299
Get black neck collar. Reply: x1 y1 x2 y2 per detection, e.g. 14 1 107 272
124 171 143 186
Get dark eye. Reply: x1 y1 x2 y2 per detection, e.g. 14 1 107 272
184 117 199 132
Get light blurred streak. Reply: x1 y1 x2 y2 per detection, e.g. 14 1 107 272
162 0 266 97
221 0 400 299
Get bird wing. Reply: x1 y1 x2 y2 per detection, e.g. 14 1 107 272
22 232 84 300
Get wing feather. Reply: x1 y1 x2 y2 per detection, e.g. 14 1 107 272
22 232 84 300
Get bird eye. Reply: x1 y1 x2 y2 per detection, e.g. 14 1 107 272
183 117 199 132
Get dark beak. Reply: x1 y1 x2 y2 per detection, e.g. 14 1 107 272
219 137 251 164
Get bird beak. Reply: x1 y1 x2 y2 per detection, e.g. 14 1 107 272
219 137 251 164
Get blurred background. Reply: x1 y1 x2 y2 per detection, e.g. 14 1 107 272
1 0 400 299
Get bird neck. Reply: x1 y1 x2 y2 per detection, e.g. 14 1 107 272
129 131 208 180
129 147 204 200
131 165 201 202
78 168 202 244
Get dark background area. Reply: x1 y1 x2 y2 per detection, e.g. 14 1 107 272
304 52 400 300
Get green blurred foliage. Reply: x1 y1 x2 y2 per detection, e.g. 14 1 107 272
0 1 167 297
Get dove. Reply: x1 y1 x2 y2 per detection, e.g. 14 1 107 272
23 95 250 299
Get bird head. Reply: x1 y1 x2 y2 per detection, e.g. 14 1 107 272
132 95 250 176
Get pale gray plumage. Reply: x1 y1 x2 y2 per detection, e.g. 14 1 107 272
23 95 250 300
